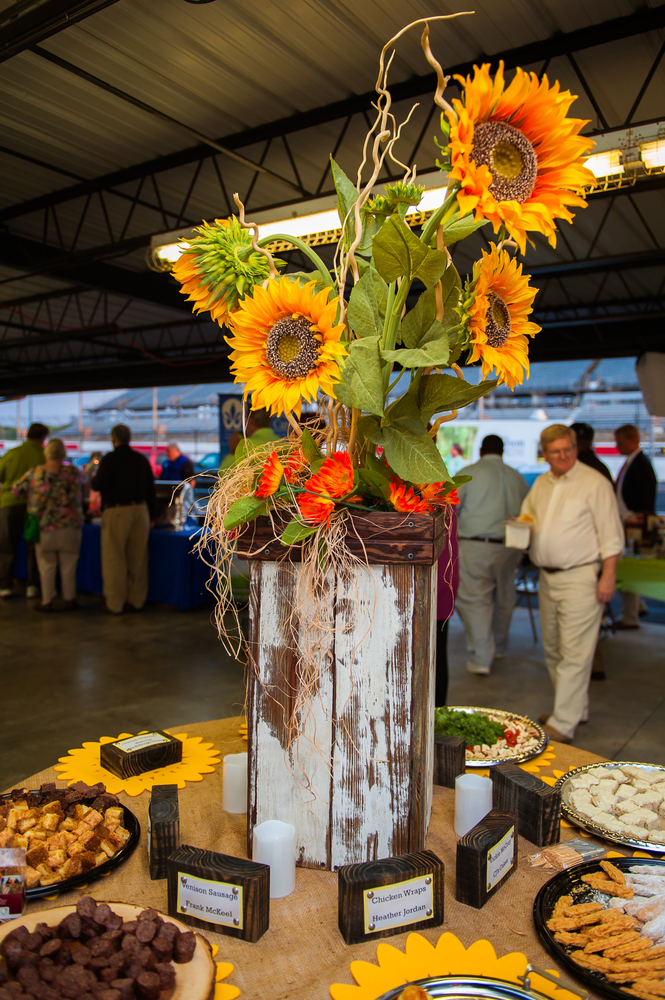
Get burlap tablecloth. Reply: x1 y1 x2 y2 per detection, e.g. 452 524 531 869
6 720 614 1000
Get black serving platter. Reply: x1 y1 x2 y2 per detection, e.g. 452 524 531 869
1 792 140 900
533 855 665 1000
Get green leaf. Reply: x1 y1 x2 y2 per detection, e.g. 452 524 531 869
381 319 459 368
347 268 388 339
223 496 267 531
334 337 386 416
382 418 452 484
331 157 359 244
440 215 490 247
416 245 451 288
400 287 437 350
417 373 499 422
365 450 390 480
358 467 391 500
280 518 319 546
285 270 331 295
452 474 473 487
357 414 385 447
372 214 429 283
301 427 323 463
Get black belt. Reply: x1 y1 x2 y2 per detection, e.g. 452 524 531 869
539 560 599 574
103 501 146 509
461 536 504 544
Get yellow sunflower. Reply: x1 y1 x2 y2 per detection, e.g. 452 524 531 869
226 277 347 417
443 62 596 252
172 216 276 326
460 244 540 390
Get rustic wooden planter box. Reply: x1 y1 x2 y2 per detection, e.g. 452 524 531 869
241 508 446 872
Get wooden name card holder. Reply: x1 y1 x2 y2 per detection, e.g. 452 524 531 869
167 844 269 943
433 734 467 788
148 784 179 880
337 849 445 945
100 731 182 779
456 809 517 910
490 762 561 846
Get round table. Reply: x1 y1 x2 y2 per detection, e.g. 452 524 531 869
6 719 610 1000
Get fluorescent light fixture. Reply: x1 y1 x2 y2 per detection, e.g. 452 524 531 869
585 149 623 178
257 208 341 241
640 138 665 170
153 240 191 265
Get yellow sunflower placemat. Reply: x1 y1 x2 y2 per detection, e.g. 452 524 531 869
54 731 221 796
211 945 241 1000
329 931 581 1000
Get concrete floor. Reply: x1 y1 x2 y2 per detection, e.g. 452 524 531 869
1 591 663 791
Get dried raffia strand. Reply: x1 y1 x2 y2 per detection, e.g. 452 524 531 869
347 407 359 463
285 410 303 438
326 397 335 455
232 192 276 280
331 401 343 452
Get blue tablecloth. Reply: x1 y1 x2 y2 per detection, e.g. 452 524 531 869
16 524 214 611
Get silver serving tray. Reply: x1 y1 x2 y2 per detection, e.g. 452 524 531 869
376 968 587 1000
555 760 665 853
443 706 548 768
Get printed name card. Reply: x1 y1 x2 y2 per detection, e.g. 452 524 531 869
337 850 444 945
100 729 182 779
456 809 517 909
167 844 269 942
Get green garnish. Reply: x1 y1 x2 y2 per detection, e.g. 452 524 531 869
434 707 505 748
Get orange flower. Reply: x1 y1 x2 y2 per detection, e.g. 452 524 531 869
389 477 430 513
297 490 335 525
296 452 355 524
317 451 354 498
420 483 461 505
284 448 309 482
255 451 284 498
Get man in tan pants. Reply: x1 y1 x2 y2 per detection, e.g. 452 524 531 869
521 425 623 743
92 424 156 614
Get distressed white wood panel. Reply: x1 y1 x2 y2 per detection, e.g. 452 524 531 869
248 561 334 868
330 564 415 870
423 561 437 833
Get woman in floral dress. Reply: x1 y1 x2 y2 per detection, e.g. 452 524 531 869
12 438 83 611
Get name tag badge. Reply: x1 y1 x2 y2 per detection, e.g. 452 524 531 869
177 872 243 930
486 827 515 892
363 874 434 934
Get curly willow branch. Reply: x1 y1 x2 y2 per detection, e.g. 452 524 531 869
233 192 276 280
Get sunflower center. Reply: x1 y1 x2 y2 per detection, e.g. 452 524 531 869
485 293 511 348
266 315 321 380
471 121 538 204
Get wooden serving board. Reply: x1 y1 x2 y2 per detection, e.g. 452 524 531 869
0 902 216 1000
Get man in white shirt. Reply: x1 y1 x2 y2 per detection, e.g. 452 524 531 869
455 434 530 675
521 424 624 743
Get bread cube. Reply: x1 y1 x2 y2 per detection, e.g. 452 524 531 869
597 777 621 796
40 812 60 832
47 849 67 869
35 863 52 877
59 857 83 879
80 851 96 872
631 807 661 831
25 843 48 867
105 806 124 824
73 804 91 821
592 791 616 814
616 784 638 803
94 851 107 867
46 832 67 851
83 809 103 829
14 835 28 849
24 829 46 842
39 873 63 886
78 829 100 851
59 817 77 832
109 826 130 848
41 800 63 815
66 840 85 858
0 829 14 848
616 799 639 816
648 829 665 844
25 867 41 889
99 839 117 858
632 791 661 811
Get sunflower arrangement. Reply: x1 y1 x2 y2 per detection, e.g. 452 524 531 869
174 15 595 550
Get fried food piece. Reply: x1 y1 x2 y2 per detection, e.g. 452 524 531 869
553 895 573 919
570 949 613 972
604 938 654 959
600 908 632 923
554 932 591 947
601 860 627 884
588 916 638 939
610 958 665 974
580 875 634 899
630 980 665 997
585 931 641 954
564 902 604 917
548 912 609 931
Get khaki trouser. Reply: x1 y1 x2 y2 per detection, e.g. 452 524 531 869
538 563 604 739
35 527 81 603
456 540 522 669
101 503 150 613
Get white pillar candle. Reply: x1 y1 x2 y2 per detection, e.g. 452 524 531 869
252 820 296 898
454 773 493 837
222 752 247 814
